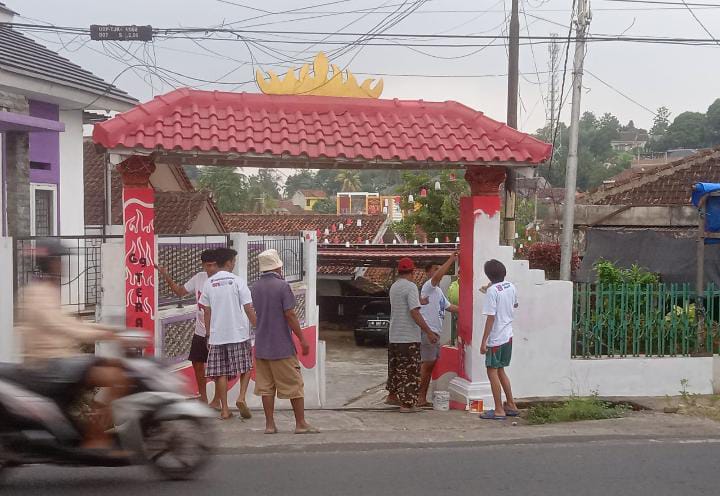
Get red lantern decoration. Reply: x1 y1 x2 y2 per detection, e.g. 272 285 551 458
420 188 427 197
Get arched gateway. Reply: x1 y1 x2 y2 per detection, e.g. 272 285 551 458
92 57 567 409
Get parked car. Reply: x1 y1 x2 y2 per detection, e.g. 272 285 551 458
354 300 391 346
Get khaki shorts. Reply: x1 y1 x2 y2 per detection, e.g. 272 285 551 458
254 355 304 399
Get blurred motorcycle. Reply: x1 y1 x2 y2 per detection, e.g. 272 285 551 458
0 330 216 480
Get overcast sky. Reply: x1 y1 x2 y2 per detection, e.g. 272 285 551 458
11 0 720 135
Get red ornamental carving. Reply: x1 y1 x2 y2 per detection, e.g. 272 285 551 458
464 166 506 196
123 186 156 355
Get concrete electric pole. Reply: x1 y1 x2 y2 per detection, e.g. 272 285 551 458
559 0 591 281
503 0 520 248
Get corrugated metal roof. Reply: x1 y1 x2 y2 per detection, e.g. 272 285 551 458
0 26 136 106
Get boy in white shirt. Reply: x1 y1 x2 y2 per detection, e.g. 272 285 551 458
156 249 217 404
479 259 520 420
199 248 257 421
417 252 459 407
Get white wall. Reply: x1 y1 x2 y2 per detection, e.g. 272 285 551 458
58 109 84 236
0 237 15 362
449 196 716 407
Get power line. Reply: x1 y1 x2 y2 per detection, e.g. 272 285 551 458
680 0 720 46
584 70 657 115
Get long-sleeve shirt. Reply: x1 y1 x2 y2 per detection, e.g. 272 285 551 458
17 281 110 364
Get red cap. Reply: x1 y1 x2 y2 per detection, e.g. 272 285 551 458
397 257 415 272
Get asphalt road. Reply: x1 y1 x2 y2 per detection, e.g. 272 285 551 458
3 438 719 495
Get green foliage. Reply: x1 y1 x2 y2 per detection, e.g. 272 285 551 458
527 395 626 425
336 171 362 192
663 111 706 149
593 259 659 285
198 167 249 213
650 106 671 137
284 169 316 197
394 170 468 241
312 198 336 213
536 111 631 191
198 167 280 213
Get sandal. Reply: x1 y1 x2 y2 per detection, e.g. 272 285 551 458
503 402 520 417
479 410 506 420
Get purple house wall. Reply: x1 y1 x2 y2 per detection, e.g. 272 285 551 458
28 100 60 185
28 100 61 234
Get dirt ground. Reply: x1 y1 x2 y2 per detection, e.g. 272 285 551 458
320 324 388 408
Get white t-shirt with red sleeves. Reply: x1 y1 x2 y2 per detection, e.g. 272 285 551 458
184 271 208 337
482 281 518 347
199 271 253 346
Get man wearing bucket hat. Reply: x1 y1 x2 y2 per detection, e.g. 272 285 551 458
251 249 318 434
386 257 438 413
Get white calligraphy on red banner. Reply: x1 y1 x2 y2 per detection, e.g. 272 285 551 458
123 187 156 355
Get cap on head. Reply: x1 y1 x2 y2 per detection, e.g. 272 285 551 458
397 257 415 274
258 249 283 272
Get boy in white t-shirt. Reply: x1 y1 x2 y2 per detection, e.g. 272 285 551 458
417 252 459 407
479 259 519 420
157 249 218 404
199 248 257 421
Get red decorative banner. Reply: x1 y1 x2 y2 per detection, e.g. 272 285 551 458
123 187 156 355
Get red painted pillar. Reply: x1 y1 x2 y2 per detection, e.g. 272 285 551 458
118 155 157 355
457 166 506 375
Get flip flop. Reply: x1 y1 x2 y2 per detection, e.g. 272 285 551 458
294 426 321 434
399 406 423 413
503 402 520 417
479 410 506 420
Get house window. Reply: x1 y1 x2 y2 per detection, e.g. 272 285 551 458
30 184 57 236
307 199 313 207
30 161 52 170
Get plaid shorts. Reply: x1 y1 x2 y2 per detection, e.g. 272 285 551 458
206 340 252 378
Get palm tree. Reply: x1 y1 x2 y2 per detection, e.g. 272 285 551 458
336 171 361 192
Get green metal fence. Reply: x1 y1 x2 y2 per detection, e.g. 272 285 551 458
572 283 720 358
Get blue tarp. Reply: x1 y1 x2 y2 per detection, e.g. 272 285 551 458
692 182 720 244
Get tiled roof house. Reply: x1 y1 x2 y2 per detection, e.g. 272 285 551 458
84 139 226 234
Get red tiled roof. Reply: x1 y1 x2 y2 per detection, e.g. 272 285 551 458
363 267 427 289
222 213 387 243
318 245 457 267
298 189 326 198
92 88 552 165
579 147 720 206
83 139 226 233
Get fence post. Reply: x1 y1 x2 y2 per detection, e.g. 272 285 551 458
230 232 248 282
303 230 318 327
0 237 16 362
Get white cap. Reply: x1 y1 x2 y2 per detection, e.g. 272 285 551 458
258 248 283 272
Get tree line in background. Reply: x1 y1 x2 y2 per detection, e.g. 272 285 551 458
537 97 720 192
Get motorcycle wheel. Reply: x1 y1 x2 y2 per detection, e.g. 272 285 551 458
143 417 215 480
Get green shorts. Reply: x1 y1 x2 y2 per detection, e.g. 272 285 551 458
485 340 512 369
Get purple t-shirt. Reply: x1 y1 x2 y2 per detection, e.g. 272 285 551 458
251 272 297 360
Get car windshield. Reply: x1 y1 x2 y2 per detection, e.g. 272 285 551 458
362 302 390 315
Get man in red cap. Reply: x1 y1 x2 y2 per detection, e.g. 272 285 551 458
386 257 438 412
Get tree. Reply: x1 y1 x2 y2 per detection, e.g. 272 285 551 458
706 99 720 146
315 169 342 195
198 167 249 212
246 169 281 213
393 170 468 241
664 111 706 149
312 198 336 213
336 171 361 192
284 170 316 197
650 106 671 137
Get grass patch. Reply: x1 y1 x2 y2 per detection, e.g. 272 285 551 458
527 396 627 425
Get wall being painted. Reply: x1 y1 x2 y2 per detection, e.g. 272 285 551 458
58 109 84 235
28 100 60 186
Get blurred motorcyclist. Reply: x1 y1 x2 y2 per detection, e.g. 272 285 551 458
16 238 130 452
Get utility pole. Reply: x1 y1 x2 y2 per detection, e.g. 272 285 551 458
547 33 560 151
559 0 591 281
503 0 520 248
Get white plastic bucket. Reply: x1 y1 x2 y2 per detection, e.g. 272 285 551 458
433 391 450 411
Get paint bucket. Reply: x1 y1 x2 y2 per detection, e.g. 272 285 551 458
469 399 484 413
432 391 450 411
